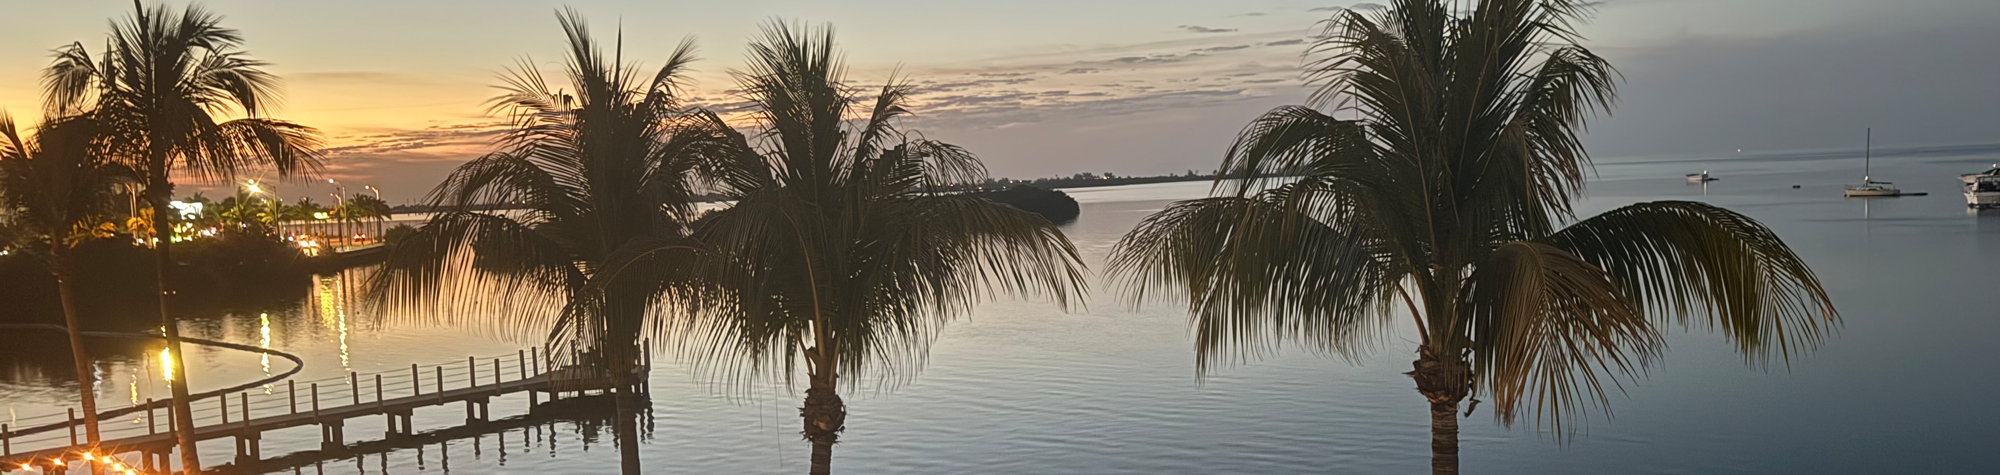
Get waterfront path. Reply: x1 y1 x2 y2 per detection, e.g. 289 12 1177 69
0 344 646 474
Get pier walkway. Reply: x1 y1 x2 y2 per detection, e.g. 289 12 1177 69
0 344 648 474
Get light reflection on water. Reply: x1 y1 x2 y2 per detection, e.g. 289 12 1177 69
0 144 1996 473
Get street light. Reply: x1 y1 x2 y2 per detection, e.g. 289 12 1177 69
329 193 347 251
363 185 380 199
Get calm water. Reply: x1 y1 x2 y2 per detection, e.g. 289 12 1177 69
3 143 1998 474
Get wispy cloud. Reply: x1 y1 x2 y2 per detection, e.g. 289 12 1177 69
1178 25 1238 33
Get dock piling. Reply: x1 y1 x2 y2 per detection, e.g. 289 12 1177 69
312 383 322 422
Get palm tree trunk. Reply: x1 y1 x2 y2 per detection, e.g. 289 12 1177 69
1429 400 1460 475
802 377 844 475
810 437 834 475
149 188 202 474
602 287 648 475
1412 346 1468 475
613 383 643 475
52 250 102 446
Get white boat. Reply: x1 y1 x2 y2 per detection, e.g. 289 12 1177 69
1962 164 2000 209
1844 179 1903 197
1685 170 1717 182
1843 128 1921 197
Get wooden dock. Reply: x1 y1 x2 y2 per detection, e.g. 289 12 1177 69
0 344 648 474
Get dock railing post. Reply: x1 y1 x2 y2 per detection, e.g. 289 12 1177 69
435 366 445 404
493 358 502 395
469 356 478 388
241 393 251 428
518 350 528 380
350 372 361 405
311 383 322 422
147 398 157 434
289 381 299 414
222 394 231 424
411 364 421 396
68 408 78 445
375 374 386 410
4 423 12 457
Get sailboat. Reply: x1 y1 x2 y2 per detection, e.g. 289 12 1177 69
1844 128 1921 197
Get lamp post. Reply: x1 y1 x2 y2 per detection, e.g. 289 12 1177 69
246 179 285 234
329 193 347 251
363 185 384 241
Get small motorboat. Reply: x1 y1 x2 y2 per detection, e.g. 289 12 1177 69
1686 170 1717 182
1962 164 2000 209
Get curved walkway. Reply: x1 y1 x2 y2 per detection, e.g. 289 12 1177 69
0 323 306 438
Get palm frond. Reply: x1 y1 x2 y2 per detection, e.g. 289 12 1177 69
1463 240 1661 432
365 211 581 343
1110 178 1399 373
1544 201 1838 364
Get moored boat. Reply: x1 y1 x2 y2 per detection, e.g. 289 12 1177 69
1962 164 2000 209
1686 170 1717 182
1843 128 1923 197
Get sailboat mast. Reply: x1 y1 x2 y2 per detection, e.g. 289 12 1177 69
1865 127 1872 179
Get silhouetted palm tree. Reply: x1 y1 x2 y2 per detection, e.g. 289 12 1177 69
44 2 323 467
1108 2 1838 474
344 194 392 242
368 10 736 475
0 111 134 447
674 22 1087 475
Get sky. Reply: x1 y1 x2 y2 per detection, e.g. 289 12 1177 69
0 0 1995 204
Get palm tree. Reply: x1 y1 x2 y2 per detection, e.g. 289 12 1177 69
368 10 735 474
0 111 134 448
215 186 267 230
45 2 323 469
1108 2 1838 474
676 22 1087 475
344 193 391 242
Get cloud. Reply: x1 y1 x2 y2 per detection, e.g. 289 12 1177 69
1307 6 1345 12
1061 67 1107 75
1264 39 1307 46
322 121 506 158
1100 54 1193 65
1195 45 1253 53
1351 2 1388 10
1178 25 1238 33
